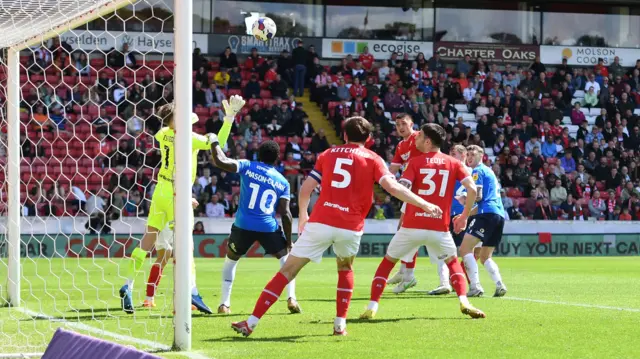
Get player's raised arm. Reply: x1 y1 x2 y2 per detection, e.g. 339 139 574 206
218 95 246 146
209 134 240 173
379 176 442 216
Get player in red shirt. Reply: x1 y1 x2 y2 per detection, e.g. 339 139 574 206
360 123 486 320
231 117 441 337
387 114 424 292
359 46 375 71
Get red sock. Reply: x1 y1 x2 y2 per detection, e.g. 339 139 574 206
146 264 163 298
460 258 470 284
370 257 396 303
402 252 418 268
251 272 289 319
336 270 354 318
447 258 468 297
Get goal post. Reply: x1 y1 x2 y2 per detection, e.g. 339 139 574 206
1 0 194 355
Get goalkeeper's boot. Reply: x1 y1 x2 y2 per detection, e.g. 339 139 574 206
191 294 213 314
231 321 253 337
392 277 417 294
142 298 156 308
359 309 376 320
467 285 485 297
460 303 486 319
287 297 302 314
387 270 404 285
428 284 452 295
493 282 508 297
119 285 134 314
217 305 231 314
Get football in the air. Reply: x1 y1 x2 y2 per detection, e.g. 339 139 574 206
252 17 276 42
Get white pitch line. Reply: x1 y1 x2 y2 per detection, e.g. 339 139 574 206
502 297 640 313
14 308 213 358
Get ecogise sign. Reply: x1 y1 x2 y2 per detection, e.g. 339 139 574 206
322 38 433 59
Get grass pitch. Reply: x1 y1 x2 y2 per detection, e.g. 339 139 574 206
1 257 639 359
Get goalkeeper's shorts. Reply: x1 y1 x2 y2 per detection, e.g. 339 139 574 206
147 181 174 232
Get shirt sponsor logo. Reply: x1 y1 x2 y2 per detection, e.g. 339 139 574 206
414 212 443 219
323 201 350 212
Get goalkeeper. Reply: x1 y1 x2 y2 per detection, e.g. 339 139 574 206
119 96 245 314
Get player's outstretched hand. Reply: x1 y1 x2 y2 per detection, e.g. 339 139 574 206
452 214 468 234
222 95 246 122
191 198 199 209
420 201 442 217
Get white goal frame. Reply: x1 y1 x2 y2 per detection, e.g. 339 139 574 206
4 0 194 352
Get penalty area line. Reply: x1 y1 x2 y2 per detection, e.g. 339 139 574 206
502 297 640 313
14 307 213 358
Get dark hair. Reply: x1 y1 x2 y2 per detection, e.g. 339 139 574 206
258 140 280 165
156 103 174 127
421 123 446 148
394 112 412 122
343 116 373 143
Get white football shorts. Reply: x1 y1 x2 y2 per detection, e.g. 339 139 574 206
290 222 363 263
387 227 457 263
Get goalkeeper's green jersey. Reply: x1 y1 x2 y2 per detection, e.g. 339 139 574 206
155 127 213 185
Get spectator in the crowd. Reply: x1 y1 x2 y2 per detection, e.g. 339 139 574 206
243 75 261 99
378 60 390 82
583 87 598 108
193 81 207 107
529 56 546 78
206 194 225 218
383 85 404 112
292 40 307 97
269 74 289 99
589 190 607 219
285 135 303 161
560 151 576 173
214 67 230 89
244 121 262 143
205 83 225 108
534 198 556 220
550 179 568 208
219 47 238 69
542 136 557 158
283 152 301 192
525 135 541 156
560 194 583 220
310 129 330 154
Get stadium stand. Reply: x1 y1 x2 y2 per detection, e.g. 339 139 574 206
3 38 640 225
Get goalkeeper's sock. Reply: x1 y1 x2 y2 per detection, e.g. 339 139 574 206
220 257 238 307
463 253 481 290
126 247 148 289
483 258 503 285
279 256 296 300
368 257 395 311
446 258 469 306
145 264 162 299
249 272 289 327
336 270 354 320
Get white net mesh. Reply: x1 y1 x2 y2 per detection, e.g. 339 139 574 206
0 0 182 355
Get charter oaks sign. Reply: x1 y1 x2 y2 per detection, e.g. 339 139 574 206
58 31 209 53
435 42 539 64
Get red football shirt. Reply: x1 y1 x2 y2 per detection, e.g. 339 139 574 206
359 53 375 71
391 131 422 169
400 152 470 232
308 144 392 231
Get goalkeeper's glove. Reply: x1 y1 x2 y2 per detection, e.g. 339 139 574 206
222 95 246 122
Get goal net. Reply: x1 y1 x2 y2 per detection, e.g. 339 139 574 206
0 0 195 355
